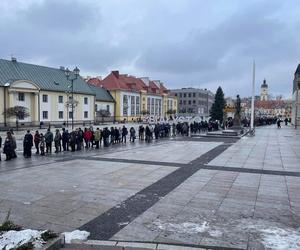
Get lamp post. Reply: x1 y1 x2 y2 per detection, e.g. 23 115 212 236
4 82 10 127
295 81 300 129
65 67 80 130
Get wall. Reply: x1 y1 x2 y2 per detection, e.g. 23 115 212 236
0 87 4 124
95 101 115 117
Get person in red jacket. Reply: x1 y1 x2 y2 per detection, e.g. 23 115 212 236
83 128 92 148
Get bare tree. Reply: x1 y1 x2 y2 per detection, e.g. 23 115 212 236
3 106 30 130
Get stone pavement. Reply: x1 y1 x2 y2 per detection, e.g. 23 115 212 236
0 125 299 250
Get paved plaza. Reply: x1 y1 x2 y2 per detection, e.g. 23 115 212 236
0 125 300 249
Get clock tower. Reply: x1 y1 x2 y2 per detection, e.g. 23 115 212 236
260 79 268 101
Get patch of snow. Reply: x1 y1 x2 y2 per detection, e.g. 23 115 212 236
23 201 31 205
208 230 223 237
117 222 129 227
152 220 209 234
62 230 90 244
260 227 300 250
238 218 300 250
0 229 45 250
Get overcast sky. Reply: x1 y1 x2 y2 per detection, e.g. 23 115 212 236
1 0 299 98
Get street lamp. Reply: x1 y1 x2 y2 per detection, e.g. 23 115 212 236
4 82 10 127
65 67 80 130
295 81 300 129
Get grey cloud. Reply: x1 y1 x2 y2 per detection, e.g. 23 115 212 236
0 0 299 97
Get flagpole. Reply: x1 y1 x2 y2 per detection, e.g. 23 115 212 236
250 60 255 132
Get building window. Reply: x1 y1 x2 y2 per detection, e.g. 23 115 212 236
151 98 155 115
18 92 25 101
188 93 191 98
95 104 98 111
188 100 191 105
69 111 73 119
42 111 48 119
84 111 88 118
179 93 182 98
183 93 186 98
183 100 186 105
131 96 135 116
193 93 196 97
84 97 88 105
123 95 128 116
106 105 110 112
42 94 48 103
193 100 196 104
59 111 63 119
58 96 63 103
158 99 162 115
175 93 177 96
136 96 140 115
147 97 151 113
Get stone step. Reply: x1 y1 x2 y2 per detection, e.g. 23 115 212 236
61 243 153 250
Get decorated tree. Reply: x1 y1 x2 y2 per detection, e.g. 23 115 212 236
210 87 226 122
3 106 30 130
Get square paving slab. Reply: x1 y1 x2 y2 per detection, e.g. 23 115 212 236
94 141 222 164
0 159 178 233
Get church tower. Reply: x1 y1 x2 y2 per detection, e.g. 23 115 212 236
260 79 268 101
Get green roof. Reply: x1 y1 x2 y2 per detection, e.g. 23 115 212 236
88 84 115 102
0 58 94 95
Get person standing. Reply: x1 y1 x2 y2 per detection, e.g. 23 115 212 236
69 130 76 152
23 130 33 158
34 130 41 154
40 133 45 156
122 125 128 143
129 127 136 142
3 131 14 161
54 129 62 153
0 135 2 161
10 130 17 159
62 128 69 151
77 128 83 150
94 128 101 149
45 129 53 154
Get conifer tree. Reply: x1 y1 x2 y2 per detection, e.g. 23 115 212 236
210 87 226 122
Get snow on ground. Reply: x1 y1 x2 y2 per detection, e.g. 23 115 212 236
152 220 210 234
149 218 300 249
0 229 45 249
239 219 300 250
62 230 90 244
260 227 300 250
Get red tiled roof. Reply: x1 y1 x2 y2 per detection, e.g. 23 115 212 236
88 70 173 95
87 77 102 86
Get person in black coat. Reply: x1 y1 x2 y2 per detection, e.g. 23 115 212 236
0 135 2 161
122 126 128 143
62 128 69 151
23 130 33 158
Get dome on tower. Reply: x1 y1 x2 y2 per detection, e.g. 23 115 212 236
261 79 268 88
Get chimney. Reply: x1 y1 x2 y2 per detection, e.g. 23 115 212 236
112 70 119 79
11 57 17 63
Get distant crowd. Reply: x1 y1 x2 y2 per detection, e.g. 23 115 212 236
0 117 290 161
0 120 222 161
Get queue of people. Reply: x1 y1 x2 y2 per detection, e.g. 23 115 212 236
0 120 225 161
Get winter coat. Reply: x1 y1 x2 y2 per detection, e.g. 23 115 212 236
45 131 53 143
